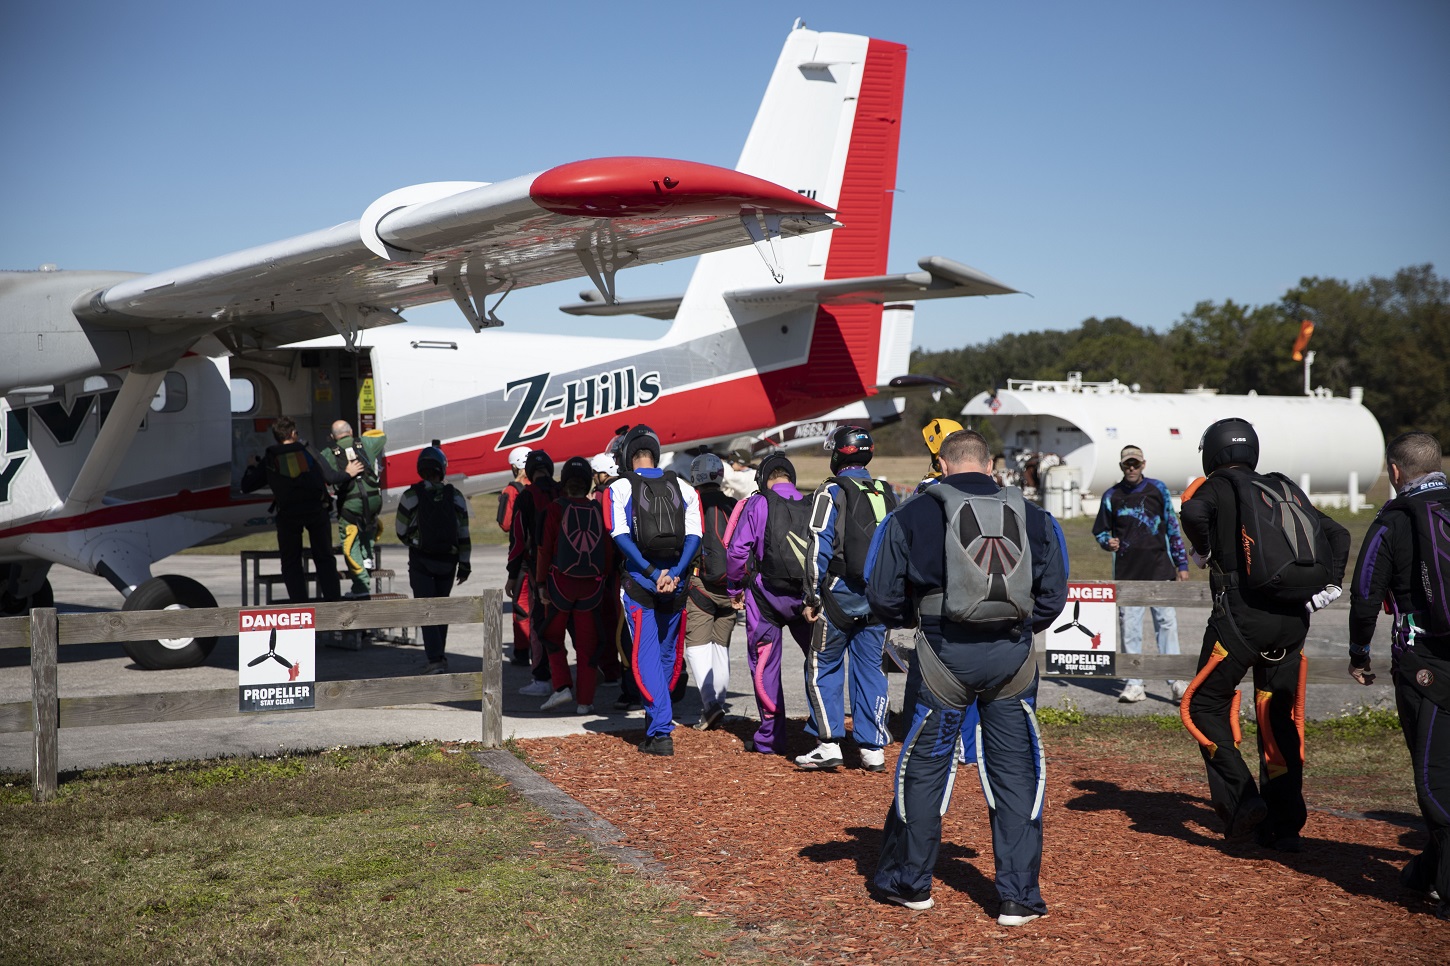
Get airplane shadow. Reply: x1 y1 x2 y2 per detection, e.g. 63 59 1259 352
1065 778 1425 908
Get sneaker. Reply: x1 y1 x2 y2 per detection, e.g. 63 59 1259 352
886 893 933 911
1118 683 1147 703
795 742 844 770
541 687 574 711
639 735 674 756
423 659 449 675
1255 828 1303 853
613 695 643 712
859 747 886 772
997 900 1044 927
575 704 594 715
693 704 724 732
518 679 552 697
1226 795 1269 841
1171 680 1189 702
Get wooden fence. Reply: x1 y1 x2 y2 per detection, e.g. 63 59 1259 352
0 591 504 803
1036 580 1355 683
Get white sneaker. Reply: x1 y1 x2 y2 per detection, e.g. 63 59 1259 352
886 894 934 911
1118 683 1147 703
859 747 886 772
541 687 574 711
1171 680 1189 702
997 900 1044 926
518 679 552 697
794 742 843 770
575 704 594 715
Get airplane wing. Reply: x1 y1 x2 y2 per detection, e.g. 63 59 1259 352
79 157 835 348
558 291 683 320
724 256 1018 307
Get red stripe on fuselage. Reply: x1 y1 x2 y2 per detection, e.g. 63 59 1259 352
0 486 269 540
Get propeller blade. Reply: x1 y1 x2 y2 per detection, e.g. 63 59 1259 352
247 654 270 667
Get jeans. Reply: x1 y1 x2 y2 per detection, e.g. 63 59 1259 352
1120 605 1179 688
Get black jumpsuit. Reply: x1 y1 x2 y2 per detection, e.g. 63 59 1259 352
1179 470 1349 844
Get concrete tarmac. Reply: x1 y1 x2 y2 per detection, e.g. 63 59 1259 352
0 548 1393 775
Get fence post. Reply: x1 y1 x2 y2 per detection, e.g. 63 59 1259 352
481 590 502 748
30 607 58 804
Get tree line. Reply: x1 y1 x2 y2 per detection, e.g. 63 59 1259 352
879 264 1449 456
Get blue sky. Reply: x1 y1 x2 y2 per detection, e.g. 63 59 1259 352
2 1 1446 353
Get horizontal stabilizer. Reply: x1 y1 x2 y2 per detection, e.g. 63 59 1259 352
725 256 1018 307
880 373 959 395
559 291 682 320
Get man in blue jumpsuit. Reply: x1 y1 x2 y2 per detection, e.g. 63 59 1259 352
606 424 702 756
798 426 895 772
868 429 1067 924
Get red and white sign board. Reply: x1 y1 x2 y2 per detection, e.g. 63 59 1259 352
1044 583 1118 676
238 608 316 712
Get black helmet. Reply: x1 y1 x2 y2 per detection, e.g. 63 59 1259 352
416 445 447 479
523 450 554 480
559 455 592 488
1199 417 1259 475
621 424 661 468
826 424 873 470
754 452 797 493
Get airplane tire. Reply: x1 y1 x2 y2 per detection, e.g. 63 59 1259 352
121 575 219 670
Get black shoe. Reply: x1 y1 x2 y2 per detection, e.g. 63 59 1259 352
508 651 530 667
1225 796 1268 841
639 735 674 756
614 695 642 712
997 899 1044 927
693 704 724 731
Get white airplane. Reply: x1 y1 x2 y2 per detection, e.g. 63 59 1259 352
0 24 1018 669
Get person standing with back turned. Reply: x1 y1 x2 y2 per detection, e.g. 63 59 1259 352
798 426 896 772
1092 444 1191 703
607 425 702 755
394 446 471 674
1347 431 1450 919
321 420 387 598
869 429 1067 923
1179 418 1349 851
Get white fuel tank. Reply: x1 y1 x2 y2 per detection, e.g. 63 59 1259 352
963 376 1384 497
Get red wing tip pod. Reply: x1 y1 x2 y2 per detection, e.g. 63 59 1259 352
529 157 836 218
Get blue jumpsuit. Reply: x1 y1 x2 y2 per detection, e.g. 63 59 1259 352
868 472 1068 912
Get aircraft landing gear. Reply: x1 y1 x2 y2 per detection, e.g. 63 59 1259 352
121 575 219 670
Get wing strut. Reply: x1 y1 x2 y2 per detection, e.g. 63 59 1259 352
433 261 509 331
319 302 400 351
741 211 786 283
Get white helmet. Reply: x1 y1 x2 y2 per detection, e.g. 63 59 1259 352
507 446 532 471
690 452 726 486
589 452 618 477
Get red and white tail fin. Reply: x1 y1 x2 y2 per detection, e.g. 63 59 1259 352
672 25 908 399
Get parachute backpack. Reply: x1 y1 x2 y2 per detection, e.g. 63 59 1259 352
695 488 737 589
553 498 610 580
1224 470 1332 602
1383 494 1450 637
630 472 687 557
824 476 897 585
412 484 460 558
921 485 1034 626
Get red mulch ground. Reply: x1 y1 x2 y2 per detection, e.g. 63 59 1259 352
520 720 1445 965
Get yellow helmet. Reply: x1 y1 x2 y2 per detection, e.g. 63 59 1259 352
921 418 964 456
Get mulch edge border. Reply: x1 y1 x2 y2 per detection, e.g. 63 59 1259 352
471 748 664 874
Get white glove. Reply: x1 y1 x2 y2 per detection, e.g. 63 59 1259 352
1306 584 1342 614
1189 549 1210 570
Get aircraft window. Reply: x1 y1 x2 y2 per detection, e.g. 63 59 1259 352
81 374 121 393
230 377 257 415
151 372 188 413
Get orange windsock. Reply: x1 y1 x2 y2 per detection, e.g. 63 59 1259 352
1291 319 1315 361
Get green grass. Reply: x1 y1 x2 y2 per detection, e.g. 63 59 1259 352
0 744 736 966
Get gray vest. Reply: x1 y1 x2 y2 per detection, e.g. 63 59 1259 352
919 484 1034 626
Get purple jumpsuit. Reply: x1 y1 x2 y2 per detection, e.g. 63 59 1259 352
727 481 812 754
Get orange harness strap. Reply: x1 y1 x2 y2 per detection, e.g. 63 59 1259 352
1294 653 1308 765
1180 642 1230 754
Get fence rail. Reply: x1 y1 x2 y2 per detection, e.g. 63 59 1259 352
3 592 503 803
